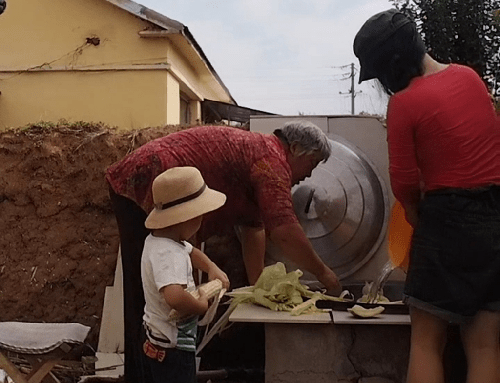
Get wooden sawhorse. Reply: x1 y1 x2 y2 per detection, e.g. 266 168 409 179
0 342 73 383
0 322 90 383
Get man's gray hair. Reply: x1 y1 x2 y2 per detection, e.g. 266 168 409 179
273 120 331 162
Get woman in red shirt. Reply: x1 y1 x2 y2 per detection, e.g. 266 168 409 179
355 9 500 383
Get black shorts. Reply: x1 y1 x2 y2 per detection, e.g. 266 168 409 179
404 185 500 323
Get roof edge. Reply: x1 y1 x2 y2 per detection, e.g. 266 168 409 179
104 0 237 105
182 26 237 105
104 0 184 31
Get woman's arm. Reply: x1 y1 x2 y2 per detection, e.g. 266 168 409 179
387 97 422 209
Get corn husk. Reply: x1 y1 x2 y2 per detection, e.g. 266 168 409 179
226 262 351 314
196 262 352 355
348 304 385 318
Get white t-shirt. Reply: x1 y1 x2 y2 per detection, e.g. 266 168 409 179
141 234 195 348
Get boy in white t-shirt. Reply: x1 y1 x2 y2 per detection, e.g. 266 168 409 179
140 166 230 383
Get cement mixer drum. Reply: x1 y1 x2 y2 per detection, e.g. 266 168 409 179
267 133 389 280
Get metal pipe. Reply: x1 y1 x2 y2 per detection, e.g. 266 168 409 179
304 188 315 214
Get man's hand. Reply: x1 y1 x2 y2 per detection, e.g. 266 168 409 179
317 266 343 297
269 223 343 295
0 1 6 15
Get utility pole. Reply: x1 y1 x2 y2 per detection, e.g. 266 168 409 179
339 63 361 115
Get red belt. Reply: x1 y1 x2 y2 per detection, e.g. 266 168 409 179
143 339 168 362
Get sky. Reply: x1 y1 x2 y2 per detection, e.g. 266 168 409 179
137 0 395 116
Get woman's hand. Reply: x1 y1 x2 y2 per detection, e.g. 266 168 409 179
403 202 419 228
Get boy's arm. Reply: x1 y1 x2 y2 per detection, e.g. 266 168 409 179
190 247 230 290
161 284 208 317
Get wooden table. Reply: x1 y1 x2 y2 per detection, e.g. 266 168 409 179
229 302 333 324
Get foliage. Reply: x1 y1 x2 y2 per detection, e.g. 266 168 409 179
391 0 500 96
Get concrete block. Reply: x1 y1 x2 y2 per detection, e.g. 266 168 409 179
95 352 124 377
349 325 410 382
265 323 359 383
359 378 396 383
264 322 410 383
97 251 124 353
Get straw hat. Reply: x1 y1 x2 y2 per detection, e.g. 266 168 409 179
145 167 226 230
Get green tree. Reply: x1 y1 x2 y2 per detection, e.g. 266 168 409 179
391 0 500 96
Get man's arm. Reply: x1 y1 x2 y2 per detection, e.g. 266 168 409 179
239 225 266 285
269 222 342 295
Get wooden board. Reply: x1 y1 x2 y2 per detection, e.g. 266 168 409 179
316 299 409 315
229 303 411 325
331 310 411 325
229 303 333 324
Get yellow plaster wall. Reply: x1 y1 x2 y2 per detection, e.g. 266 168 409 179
166 72 181 125
1 0 156 69
0 70 170 130
189 100 202 125
0 0 232 130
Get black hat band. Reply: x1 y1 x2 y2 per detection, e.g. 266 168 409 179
156 183 207 210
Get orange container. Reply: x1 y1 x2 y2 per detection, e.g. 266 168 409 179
388 201 413 272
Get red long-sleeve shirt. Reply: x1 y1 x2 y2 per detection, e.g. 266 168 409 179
387 64 500 206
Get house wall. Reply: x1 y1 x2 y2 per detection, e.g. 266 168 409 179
0 0 232 130
0 70 173 129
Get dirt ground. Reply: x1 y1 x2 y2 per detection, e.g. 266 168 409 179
0 121 182 343
0 121 262 381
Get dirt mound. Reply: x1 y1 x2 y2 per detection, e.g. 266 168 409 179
0 121 188 347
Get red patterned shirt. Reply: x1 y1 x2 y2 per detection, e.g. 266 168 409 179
106 126 298 239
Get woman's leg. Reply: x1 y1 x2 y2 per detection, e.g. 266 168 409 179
461 310 500 383
407 307 448 383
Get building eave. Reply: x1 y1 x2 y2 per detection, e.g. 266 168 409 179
104 0 237 105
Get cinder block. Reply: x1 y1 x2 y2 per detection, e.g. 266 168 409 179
359 377 396 383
